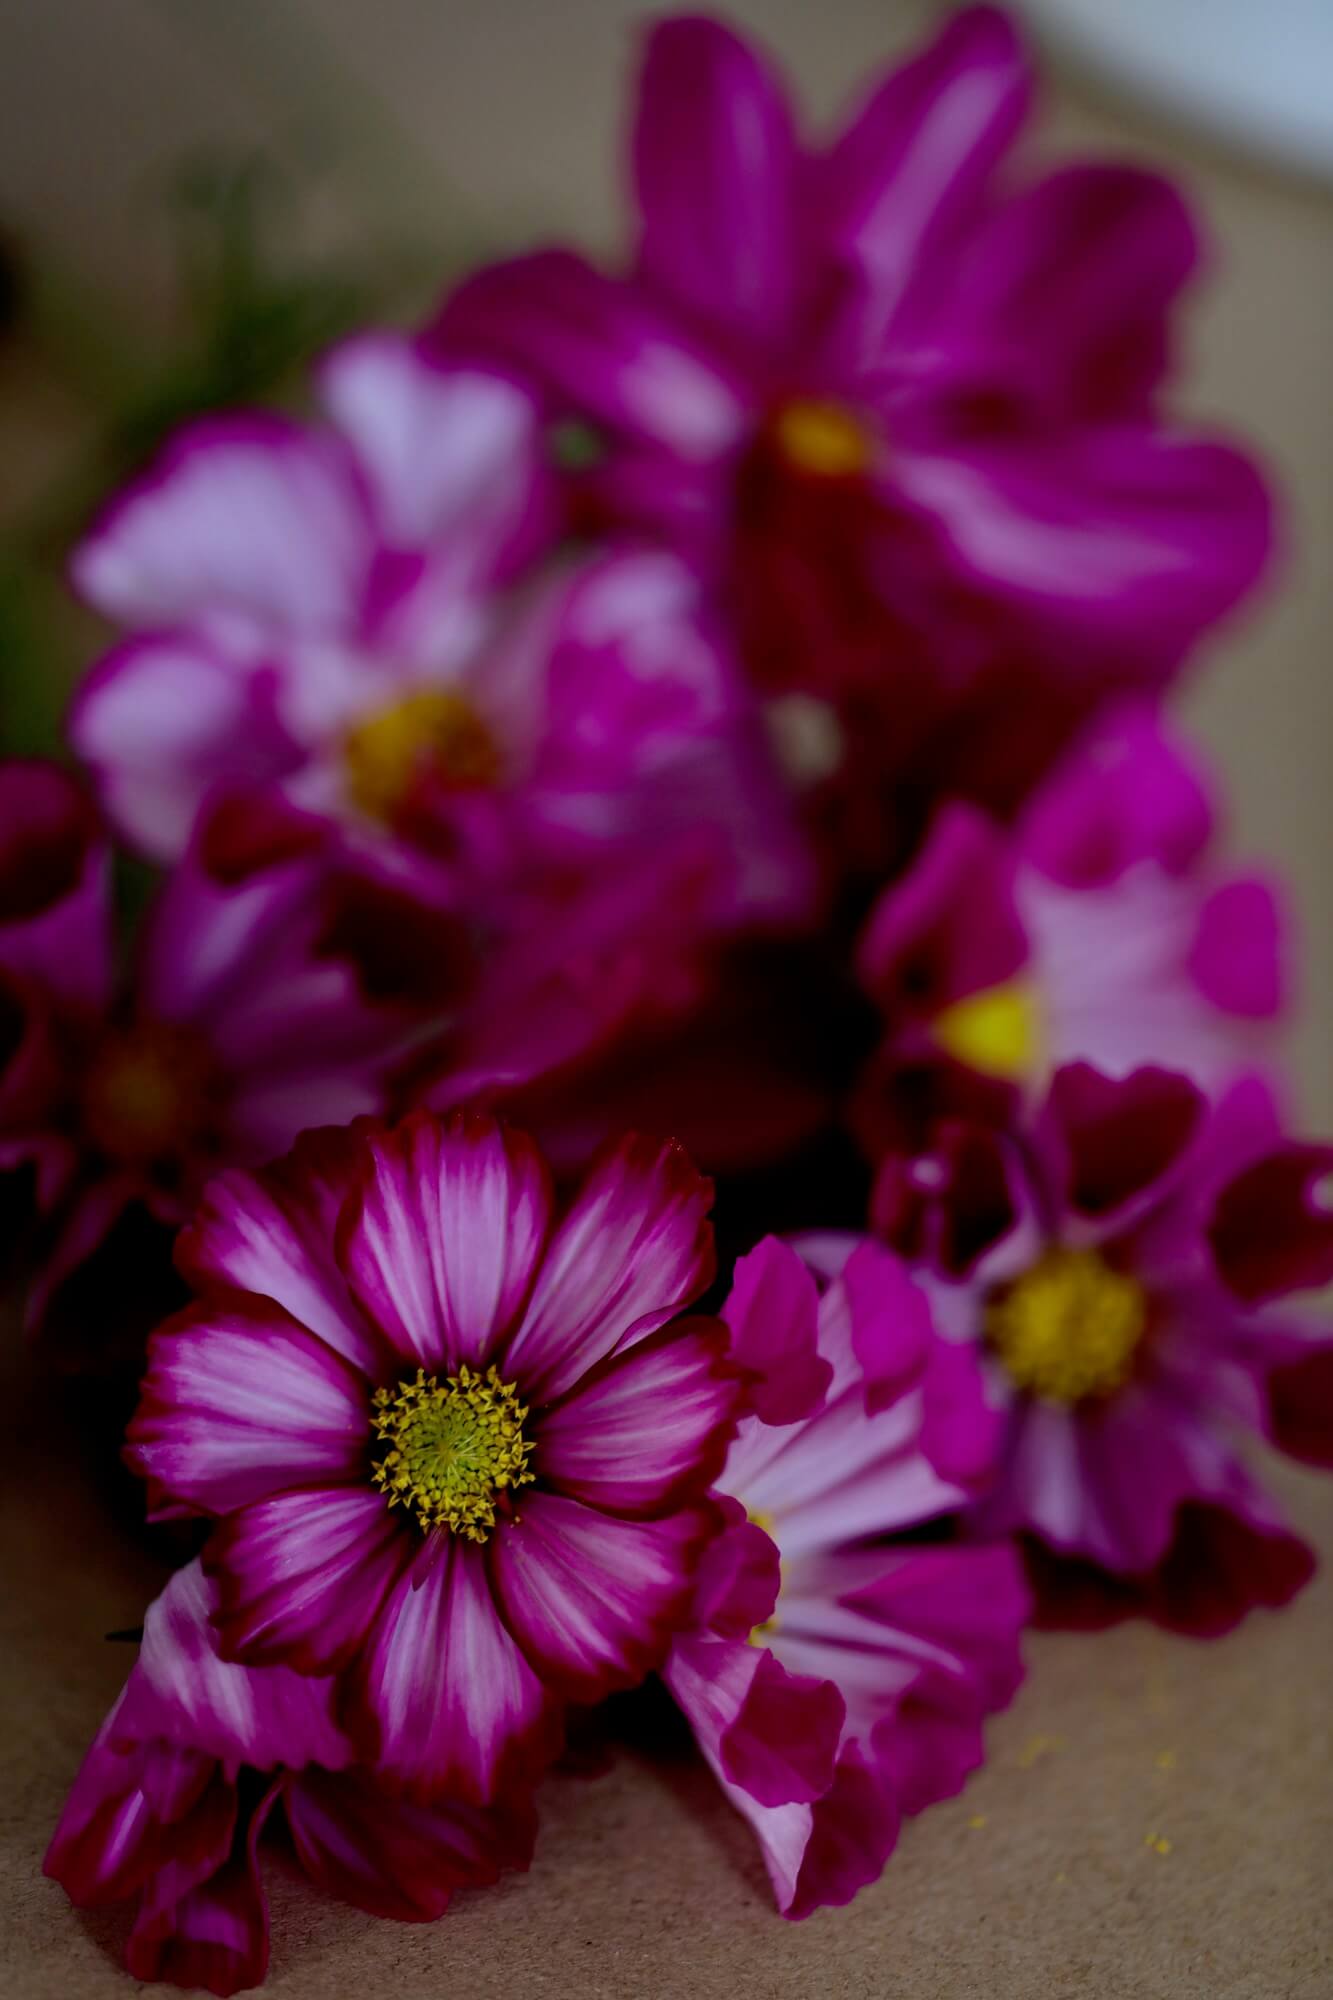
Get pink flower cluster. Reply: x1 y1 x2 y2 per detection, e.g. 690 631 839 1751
10 10 1328 1992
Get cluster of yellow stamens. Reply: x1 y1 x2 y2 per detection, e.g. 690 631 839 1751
932 978 1041 1083
986 1247 1147 1404
370 1364 535 1540
343 688 501 823
771 397 873 480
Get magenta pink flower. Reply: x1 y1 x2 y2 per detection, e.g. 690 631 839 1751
855 1063 1333 1634
127 1111 740 1800
435 10 1271 832
69 336 809 930
0 764 424 1353
854 707 1288 1158
663 1235 1028 1916
45 1561 535 1997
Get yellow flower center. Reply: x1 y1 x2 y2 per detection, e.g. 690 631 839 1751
987 1248 1147 1404
370 1364 535 1540
82 1024 214 1165
344 689 501 823
771 398 873 479
933 979 1041 1082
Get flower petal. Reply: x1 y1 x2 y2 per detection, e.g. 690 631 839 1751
127 1301 370 1517
665 1632 844 1809
814 5 1030 328
72 414 369 633
1041 1062 1204 1225
319 334 543 555
0 759 113 1008
177 1129 385 1377
285 1767 536 1921
537 1317 737 1514
125 1787 275 2000
895 427 1272 674
125 1561 352 1775
437 249 748 459
207 1486 405 1676
634 16 799 346
488 1491 713 1699
69 637 300 862
335 1110 552 1373
1188 877 1285 1020
350 1537 558 1802
1209 1140 1333 1303
723 1236 830 1426
501 1132 714 1402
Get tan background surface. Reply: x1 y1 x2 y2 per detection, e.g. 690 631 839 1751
2 4 1330 1995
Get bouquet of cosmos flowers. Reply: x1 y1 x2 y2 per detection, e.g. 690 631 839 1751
10 10 1329 1992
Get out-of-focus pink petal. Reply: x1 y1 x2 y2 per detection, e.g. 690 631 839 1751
319 334 543 554
1209 1140 1333 1303
0 760 114 1008
1188 877 1286 1019
1265 1343 1333 1468
813 5 1030 331
127 1301 369 1516
335 1109 551 1374
69 638 300 863
1041 1062 1204 1224
634 15 799 347
350 1537 558 1802
437 249 749 458
857 801 1025 1006
501 1132 714 1401
72 414 370 633
1018 704 1215 887
931 166 1198 419
895 427 1273 674
723 1236 831 1425
488 1492 712 1698
537 1317 737 1515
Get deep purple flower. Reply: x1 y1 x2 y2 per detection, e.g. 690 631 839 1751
45 1561 535 1996
664 1235 1028 1916
127 1110 740 1801
435 9 1271 845
832 1064 1332 1634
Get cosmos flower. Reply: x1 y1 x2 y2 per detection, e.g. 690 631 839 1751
69 337 810 931
45 1561 535 1997
663 1235 1028 1916
0 762 429 1356
126 1111 740 1800
434 9 1271 844
853 707 1288 1161
848 1062 1333 1634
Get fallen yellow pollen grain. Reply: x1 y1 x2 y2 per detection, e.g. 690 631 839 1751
1144 1833 1173 1856
1154 1749 1177 1771
1016 1732 1067 1769
967 1814 988 1831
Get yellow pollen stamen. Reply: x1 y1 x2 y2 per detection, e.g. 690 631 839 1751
933 979 1041 1082
987 1248 1147 1404
344 688 501 823
370 1364 534 1540
772 397 873 479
